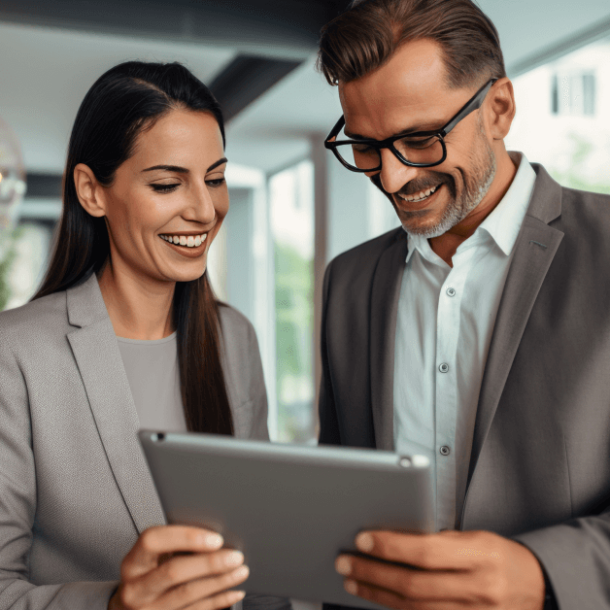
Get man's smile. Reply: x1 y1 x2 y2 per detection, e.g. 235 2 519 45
395 183 445 211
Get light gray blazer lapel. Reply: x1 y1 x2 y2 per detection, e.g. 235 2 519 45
66 274 165 533
465 165 565 491
370 231 409 450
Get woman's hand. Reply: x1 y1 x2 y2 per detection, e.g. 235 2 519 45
108 525 249 610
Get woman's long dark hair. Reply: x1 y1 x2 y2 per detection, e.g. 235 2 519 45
33 61 233 435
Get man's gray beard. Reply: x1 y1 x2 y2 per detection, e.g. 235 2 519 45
402 135 497 239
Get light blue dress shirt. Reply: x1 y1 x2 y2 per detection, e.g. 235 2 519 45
393 152 537 530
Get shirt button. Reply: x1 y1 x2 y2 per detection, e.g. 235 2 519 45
446 287 456 297
440 445 451 456
438 362 449 373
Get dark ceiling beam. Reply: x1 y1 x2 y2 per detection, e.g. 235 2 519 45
210 55 302 122
0 0 349 60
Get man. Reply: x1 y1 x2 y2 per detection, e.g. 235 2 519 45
316 1 610 609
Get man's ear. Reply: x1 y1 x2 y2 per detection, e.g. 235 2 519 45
73 163 107 218
485 77 516 141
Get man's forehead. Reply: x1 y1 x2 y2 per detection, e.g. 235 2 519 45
337 40 472 139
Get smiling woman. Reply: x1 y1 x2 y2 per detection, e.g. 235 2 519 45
0 62 290 610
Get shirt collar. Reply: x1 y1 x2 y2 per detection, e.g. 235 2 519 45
404 151 536 263
476 151 536 256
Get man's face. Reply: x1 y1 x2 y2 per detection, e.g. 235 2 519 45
339 38 497 238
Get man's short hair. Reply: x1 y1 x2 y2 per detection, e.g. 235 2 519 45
317 0 506 90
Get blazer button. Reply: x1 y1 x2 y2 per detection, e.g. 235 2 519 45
440 445 451 456
446 287 457 297
439 362 449 373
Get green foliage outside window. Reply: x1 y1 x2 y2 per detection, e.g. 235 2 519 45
0 229 20 311
550 133 610 195
274 241 314 443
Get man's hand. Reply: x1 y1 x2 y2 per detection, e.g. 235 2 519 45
335 529 546 610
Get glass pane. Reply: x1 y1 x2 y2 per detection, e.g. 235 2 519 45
395 135 444 164
269 160 315 443
506 35 609 195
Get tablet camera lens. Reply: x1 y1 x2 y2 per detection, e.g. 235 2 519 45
154 433 166 442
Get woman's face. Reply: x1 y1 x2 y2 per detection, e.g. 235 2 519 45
98 109 228 284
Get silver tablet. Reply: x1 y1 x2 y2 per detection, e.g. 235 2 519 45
138 431 434 610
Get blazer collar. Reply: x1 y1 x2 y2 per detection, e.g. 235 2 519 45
461 164 565 524
66 273 166 533
370 229 409 450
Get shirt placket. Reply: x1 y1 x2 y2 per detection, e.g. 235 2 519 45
434 253 470 530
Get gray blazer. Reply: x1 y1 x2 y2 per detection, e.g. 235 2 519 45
319 164 610 609
0 273 285 610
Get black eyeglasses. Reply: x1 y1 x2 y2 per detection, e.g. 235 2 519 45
324 79 497 173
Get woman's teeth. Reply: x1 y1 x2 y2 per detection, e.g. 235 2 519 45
160 233 207 248
399 184 441 203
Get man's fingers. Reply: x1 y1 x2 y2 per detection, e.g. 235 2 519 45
355 530 493 571
122 526 224 580
150 565 249 610
124 549 245 605
336 555 473 602
342 579 466 610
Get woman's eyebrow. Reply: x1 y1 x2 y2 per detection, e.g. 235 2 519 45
207 157 228 172
142 165 189 173
141 158 228 174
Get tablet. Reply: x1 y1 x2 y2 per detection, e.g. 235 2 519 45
139 431 434 610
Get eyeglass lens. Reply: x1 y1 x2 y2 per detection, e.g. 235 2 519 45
334 126 445 171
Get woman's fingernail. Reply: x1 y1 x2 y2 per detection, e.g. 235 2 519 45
225 550 244 567
344 579 358 595
233 565 250 579
228 590 246 603
205 532 223 548
356 532 374 552
335 556 352 576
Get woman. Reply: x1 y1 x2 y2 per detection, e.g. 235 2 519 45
0 62 289 610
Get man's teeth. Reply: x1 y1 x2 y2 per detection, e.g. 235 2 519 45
399 184 441 203
160 233 207 248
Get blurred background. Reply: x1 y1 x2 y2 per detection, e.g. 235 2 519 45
1 0 610 445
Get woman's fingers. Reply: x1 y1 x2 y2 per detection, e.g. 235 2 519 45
149 564 250 610
186 588 247 610
122 526 223 581
127 549 246 604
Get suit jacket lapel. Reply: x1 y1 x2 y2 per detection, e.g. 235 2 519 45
370 230 409 450
465 165 565 491
66 275 166 533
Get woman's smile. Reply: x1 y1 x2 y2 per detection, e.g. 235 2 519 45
159 231 210 258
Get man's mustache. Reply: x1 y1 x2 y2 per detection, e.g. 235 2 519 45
370 172 455 200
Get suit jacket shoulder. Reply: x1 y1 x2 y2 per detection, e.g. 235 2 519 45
0 289 70 345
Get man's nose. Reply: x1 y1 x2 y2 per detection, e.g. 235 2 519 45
377 148 422 194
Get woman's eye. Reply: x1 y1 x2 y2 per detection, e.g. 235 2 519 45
206 178 226 188
150 183 180 193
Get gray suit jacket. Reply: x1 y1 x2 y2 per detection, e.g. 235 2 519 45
319 164 610 609
0 273 285 610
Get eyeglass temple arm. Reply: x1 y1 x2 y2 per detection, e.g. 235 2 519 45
441 79 496 137
324 115 346 148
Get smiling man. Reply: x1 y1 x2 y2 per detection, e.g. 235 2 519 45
316 1 610 609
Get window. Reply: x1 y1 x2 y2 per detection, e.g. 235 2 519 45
506 35 610 196
551 72 596 116
269 161 315 443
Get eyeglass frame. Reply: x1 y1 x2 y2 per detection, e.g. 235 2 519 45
324 78 497 173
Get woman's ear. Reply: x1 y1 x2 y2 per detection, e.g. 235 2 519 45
74 163 106 217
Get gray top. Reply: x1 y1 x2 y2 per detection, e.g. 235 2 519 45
117 332 187 433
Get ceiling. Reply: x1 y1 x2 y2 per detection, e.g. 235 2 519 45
1 0 609 177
